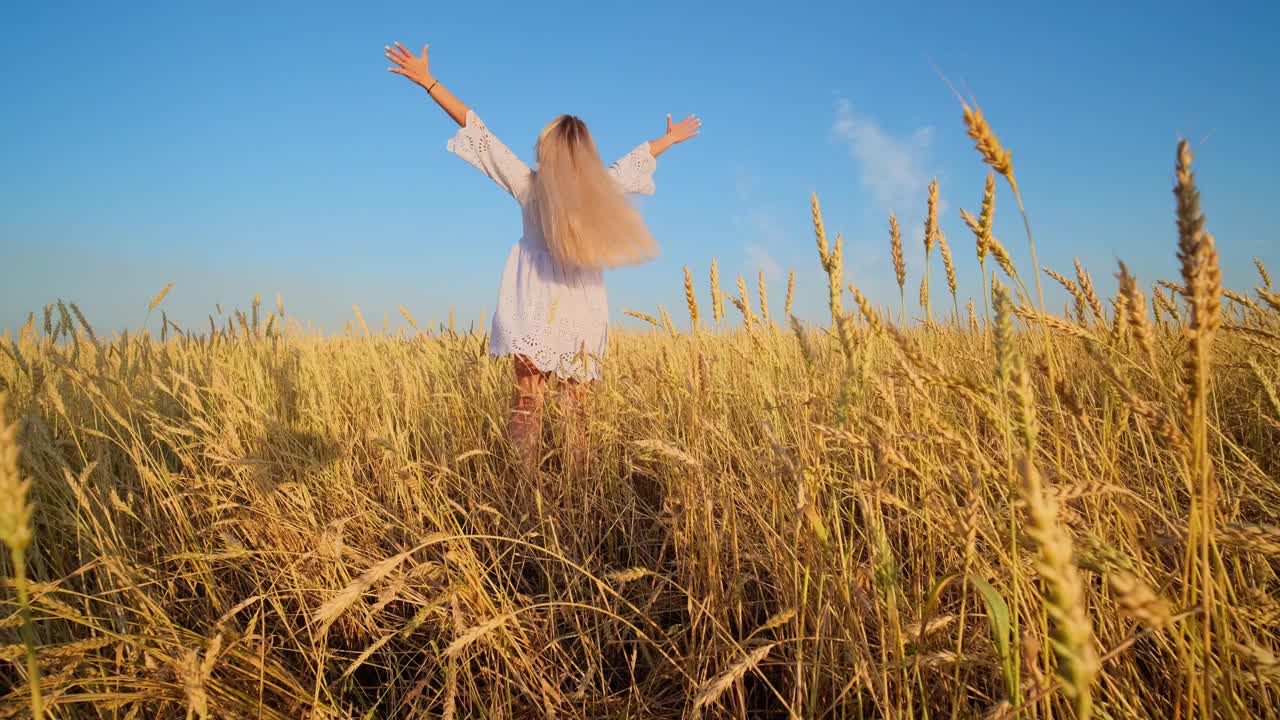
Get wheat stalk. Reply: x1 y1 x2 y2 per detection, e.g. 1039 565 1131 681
987 235 1018 281
68 303 97 345
1248 357 1280 422
1014 305 1099 345
1233 643 1280 679
785 270 796 316
608 567 653 584
691 643 775 714
399 305 421 333
848 284 882 334
1075 259 1105 322
623 309 662 329
0 394 41 718
1117 261 1156 366
1222 288 1259 311
1174 138 1223 710
1255 257 1272 289
963 103 1017 196
1256 287 1280 313
314 550 413 628
683 266 700 328
939 231 958 313
757 271 771 326
891 213 906 321
812 193 830 268
709 259 724 324
658 305 677 336
1152 283 1179 326
634 438 702 470
993 282 1014 388
923 178 939 321
148 281 174 312
735 274 758 326
1108 571 1173 628
445 612 517 658
1044 267 1088 324
1215 523 1280 555
1017 416 1098 718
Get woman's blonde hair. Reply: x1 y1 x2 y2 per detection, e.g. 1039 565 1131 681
530 115 658 270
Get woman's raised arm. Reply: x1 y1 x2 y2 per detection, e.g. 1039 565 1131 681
386 42 469 127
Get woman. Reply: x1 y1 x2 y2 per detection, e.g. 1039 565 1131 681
385 41 701 473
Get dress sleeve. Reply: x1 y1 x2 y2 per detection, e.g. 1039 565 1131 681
447 110 533 201
607 143 657 195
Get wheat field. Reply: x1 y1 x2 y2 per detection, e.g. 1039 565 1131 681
1 113 1279 719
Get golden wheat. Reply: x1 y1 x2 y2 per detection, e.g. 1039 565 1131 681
683 266 700 328
0 126 1276 720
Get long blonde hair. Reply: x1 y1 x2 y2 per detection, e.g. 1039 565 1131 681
530 115 658 270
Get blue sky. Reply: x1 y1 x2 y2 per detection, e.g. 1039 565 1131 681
2 0 1277 335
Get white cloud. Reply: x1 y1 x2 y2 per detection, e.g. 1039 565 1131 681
833 98 949 279
744 241 783 282
832 98 936 219
736 208 787 282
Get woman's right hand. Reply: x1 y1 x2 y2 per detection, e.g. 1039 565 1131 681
386 42 433 88
665 114 702 144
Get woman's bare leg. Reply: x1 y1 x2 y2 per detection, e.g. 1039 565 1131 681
510 355 547 475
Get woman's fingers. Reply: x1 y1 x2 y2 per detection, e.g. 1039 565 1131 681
388 67 406 75
385 47 411 67
394 42 415 61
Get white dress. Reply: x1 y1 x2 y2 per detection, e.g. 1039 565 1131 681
447 110 657 382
